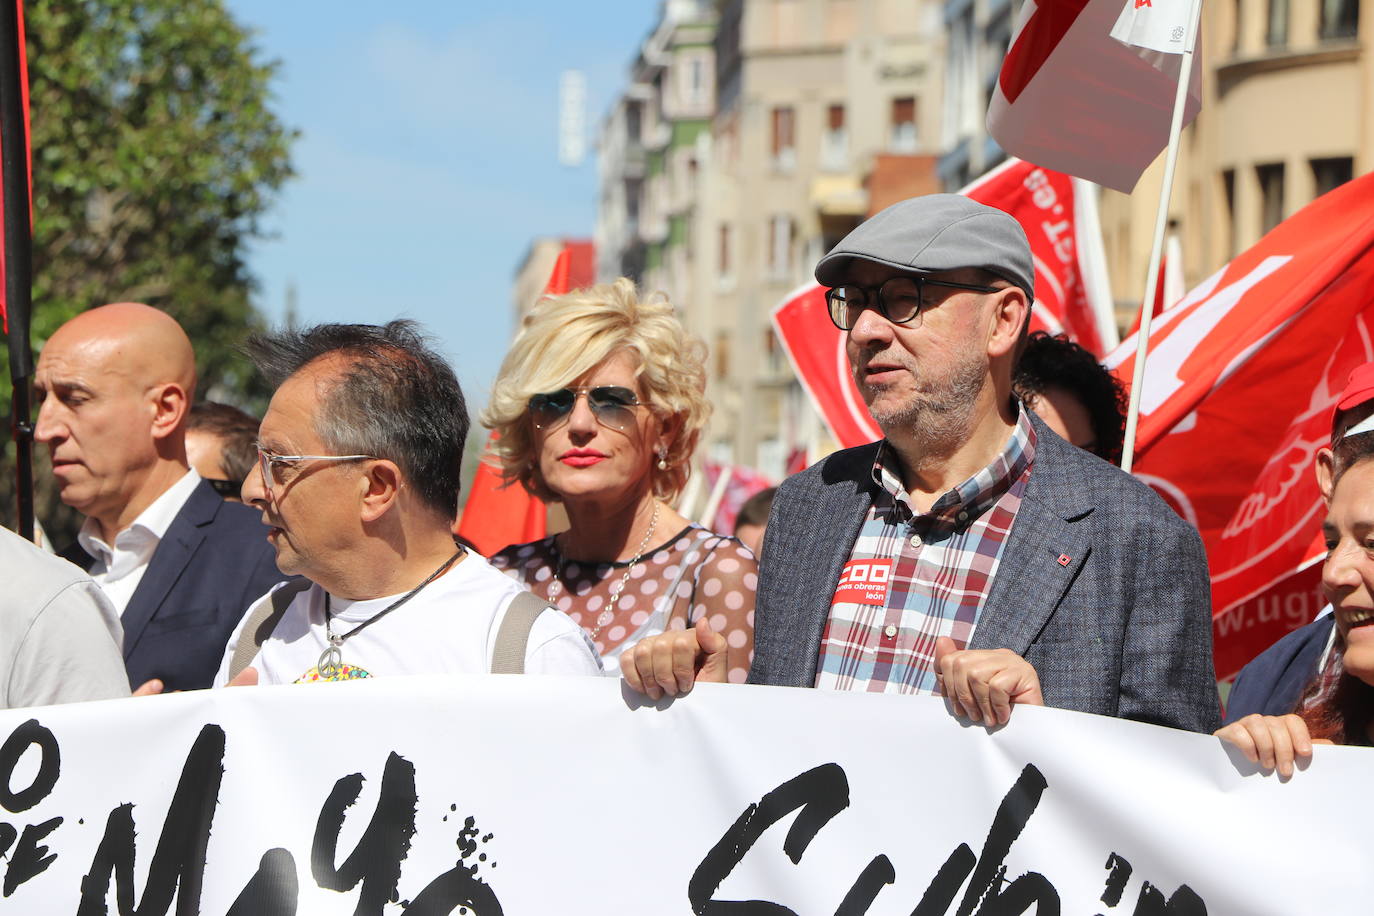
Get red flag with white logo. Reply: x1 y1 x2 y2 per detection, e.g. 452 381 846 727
987 0 1201 193
1106 171 1374 678
773 158 1112 450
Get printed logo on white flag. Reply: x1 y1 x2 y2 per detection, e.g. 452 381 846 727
1110 0 1193 53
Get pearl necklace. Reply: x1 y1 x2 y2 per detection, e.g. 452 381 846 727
548 501 660 641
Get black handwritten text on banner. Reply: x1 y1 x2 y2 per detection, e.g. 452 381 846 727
0 677 1367 913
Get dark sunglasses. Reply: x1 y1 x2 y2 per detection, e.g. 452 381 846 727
205 477 244 498
527 385 645 431
826 276 999 330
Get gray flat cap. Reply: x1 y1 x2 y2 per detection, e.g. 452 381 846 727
815 194 1034 301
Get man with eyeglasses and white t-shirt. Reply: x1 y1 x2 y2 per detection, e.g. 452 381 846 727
213 320 601 687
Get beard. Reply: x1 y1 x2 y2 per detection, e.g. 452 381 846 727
856 348 988 445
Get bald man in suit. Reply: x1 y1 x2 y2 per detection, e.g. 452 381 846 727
34 303 284 692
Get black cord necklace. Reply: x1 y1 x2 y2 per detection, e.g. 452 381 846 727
316 548 464 678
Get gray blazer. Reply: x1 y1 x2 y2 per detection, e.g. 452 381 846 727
750 411 1221 734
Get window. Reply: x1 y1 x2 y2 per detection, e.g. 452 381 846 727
714 330 730 381
1256 163 1285 235
1320 0 1359 38
764 327 784 373
767 214 794 278
718 223 732 276
771 106 796 170
626 178 642 228
686 57 706 104
1312 157 1354 197
1266 0 1288 46
1232 0 1244 51
890 97 917 153
821 104 847 170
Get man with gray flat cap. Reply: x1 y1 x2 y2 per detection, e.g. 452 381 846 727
622 194 1220 734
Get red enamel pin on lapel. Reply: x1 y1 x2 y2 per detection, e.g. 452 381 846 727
1057 553 1072 567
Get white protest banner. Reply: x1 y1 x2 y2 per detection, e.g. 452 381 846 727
0 676 1368 914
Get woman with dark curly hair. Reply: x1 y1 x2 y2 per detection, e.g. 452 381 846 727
1215 428 1374 775
1012 331 1128 462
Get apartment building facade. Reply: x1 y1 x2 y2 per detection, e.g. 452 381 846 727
595 0 717 295
688 0 944 475
593 0 940 477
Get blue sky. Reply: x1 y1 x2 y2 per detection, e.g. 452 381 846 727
224 1 660 411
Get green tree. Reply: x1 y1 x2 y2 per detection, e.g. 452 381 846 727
3 0 295 536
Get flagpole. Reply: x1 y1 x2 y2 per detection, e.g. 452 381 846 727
1119 0 1203 473
0 0 34 541
1071 178 1119 352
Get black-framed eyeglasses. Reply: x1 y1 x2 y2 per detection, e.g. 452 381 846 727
205 477 244 498
825 276 999 330
527 385 646 432
255 448 376 498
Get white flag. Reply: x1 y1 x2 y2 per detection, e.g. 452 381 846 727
1111 0 1193 53
987 0 1203 192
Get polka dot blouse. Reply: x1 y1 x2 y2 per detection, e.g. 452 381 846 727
489 525 757 683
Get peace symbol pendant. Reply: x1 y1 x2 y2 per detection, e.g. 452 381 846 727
317 640 344 680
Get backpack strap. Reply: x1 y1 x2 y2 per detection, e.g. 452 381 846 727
491 591 549 675
227 578 311 682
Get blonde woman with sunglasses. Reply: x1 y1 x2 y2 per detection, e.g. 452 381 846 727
482 279 756 681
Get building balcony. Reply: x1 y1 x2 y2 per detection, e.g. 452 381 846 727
1215 39 1360 94
810 174 867 218
867 155 941 214
621 144 646 180
639 215 669 245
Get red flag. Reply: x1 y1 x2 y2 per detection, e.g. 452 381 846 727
702 463 774 534
772 282 882 449
456 247 589 554
964 159 1112 356
1106 172 1374 678
987 0 1201 193
0 0 32 333
1127 233 1184 336
457 441 549 557
773 159 1111 449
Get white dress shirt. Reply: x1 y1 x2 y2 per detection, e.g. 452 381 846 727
78 470 203 618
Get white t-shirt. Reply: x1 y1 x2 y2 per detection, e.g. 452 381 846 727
213 552 602 686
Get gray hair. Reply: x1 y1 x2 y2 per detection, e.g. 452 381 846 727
246 320 469 518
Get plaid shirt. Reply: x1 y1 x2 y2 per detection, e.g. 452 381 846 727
815 410 1037 694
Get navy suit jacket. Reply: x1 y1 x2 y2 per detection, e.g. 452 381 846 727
1224 615 1334 723
63 479 286 691
751 410 1222 734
